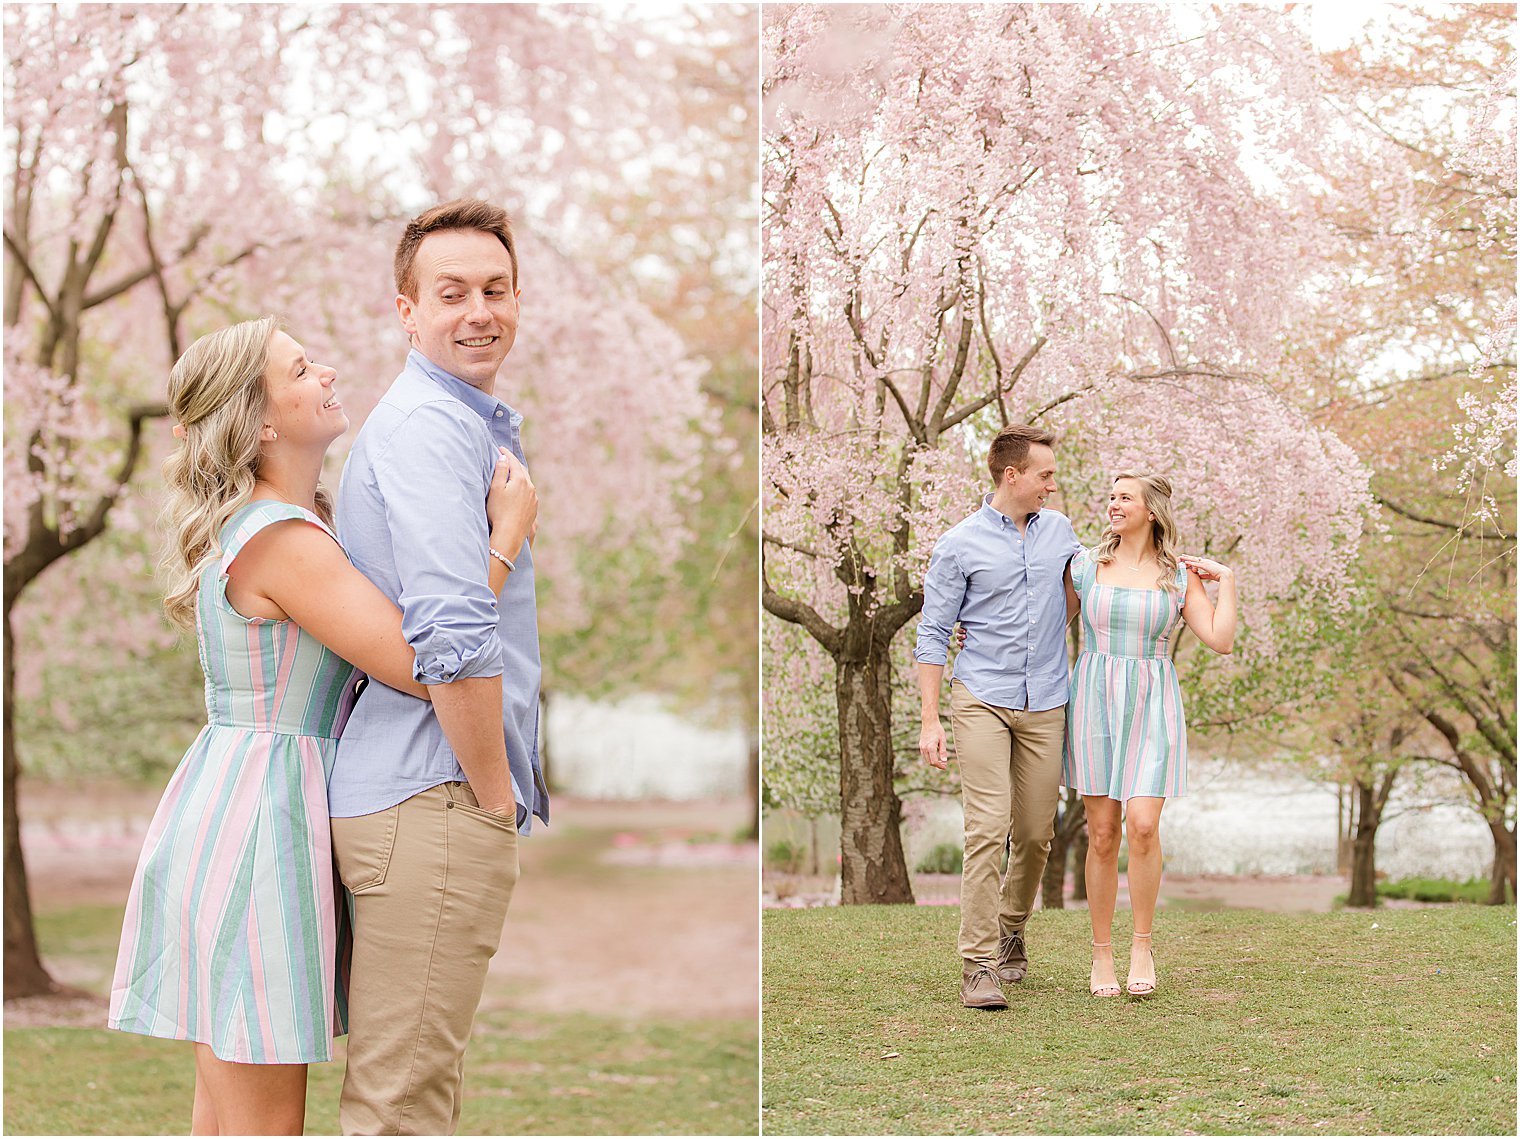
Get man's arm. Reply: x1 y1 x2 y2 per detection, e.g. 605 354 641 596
431 676 513 813
917 663 948 769
375 402 514 815
913 540 965 771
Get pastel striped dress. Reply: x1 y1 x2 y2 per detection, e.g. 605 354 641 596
109 501 358 1063
1062 547 1188 800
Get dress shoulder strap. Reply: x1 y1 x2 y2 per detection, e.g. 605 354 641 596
1071 546 1095 593
217 501 338 573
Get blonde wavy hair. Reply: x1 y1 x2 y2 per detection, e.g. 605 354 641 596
1091 472 1183 595
161 317 333 629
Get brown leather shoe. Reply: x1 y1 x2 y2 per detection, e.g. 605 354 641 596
996 929 1028 984
960 964 1008 1009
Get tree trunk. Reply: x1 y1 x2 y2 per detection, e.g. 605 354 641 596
1346 777 1383 908
1336 781 1352 874
1485 822 1516 904
1072 826 1089 902
743 733 759 841
1347 836 1377 908
1041 830 1067 910
537 687 553 794
4 599 57 999
1039 791 1087 910
834 650 913 904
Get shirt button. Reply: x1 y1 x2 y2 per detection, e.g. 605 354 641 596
494 409 504 418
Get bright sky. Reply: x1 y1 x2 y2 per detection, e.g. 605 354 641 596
1308 1 1388 51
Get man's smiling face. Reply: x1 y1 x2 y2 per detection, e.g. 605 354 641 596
396 228 519 392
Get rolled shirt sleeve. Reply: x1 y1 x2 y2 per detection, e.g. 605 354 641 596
372 402 503 685
914 541 966 666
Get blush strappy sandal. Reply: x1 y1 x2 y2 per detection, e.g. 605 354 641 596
1090 941 1121 997
1126 931 1157 998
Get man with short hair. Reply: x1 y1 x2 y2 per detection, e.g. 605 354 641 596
915 424 1080 1010
330 197 548 1133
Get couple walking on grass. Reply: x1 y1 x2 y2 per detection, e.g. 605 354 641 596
915 425 1238 1009
108 198 544 1135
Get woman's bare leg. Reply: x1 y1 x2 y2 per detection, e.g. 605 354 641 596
191 1058 219 1136
193 1044 307 1136
1124 795 1166 992
1083 795 1123 993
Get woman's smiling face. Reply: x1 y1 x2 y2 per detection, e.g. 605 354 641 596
261 331 347 448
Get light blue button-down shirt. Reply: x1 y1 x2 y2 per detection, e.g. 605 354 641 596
330 349 549 832
914 495 1082 712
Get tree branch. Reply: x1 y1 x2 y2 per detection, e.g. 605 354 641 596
762 571 843 656
940 334 1047 433
1377 494 1513 541
2 230 59 324
66 402 170 554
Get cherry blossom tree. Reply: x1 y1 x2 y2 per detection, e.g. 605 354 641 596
1301 3 1515 901
762 3 1373 904
532 4 763 829
1441 54 1516 528
4 4 745 997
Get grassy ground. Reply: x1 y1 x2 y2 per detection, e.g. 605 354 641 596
763 905 1517 1135
3 1011 754 1136
5 789 759 1136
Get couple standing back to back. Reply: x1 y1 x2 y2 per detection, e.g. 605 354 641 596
915 425 1237 1009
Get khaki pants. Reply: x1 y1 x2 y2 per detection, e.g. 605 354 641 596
331 781 520 1135
949 681 1065 968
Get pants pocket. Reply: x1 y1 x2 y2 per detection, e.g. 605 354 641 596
332 805 400 893
441 785 521 956
442 780 520 836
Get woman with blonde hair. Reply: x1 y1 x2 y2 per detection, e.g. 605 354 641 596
1063 472 1235 998
108 317 535 1134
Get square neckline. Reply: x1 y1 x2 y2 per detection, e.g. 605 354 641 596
1080 548 1185 598
1092 579 1171 594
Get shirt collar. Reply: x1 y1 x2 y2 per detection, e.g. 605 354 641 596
980 493 1041 530
406 348 524 428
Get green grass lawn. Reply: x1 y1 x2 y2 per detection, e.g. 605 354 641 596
4 1013 755 1136
6 895 757 1136
763 905 1517 1135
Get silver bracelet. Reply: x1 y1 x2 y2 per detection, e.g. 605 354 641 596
488 547 516 573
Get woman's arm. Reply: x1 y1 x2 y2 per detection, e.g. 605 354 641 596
1178 555 1236 655
225 520 431 697
1065 561 1080 626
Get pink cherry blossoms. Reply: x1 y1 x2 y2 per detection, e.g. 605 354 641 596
764 3 1373 678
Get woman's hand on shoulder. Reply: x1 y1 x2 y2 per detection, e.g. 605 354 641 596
1178 554 1231 582
486 447 538 555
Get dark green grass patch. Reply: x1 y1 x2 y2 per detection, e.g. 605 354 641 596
1379 877 1502 904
